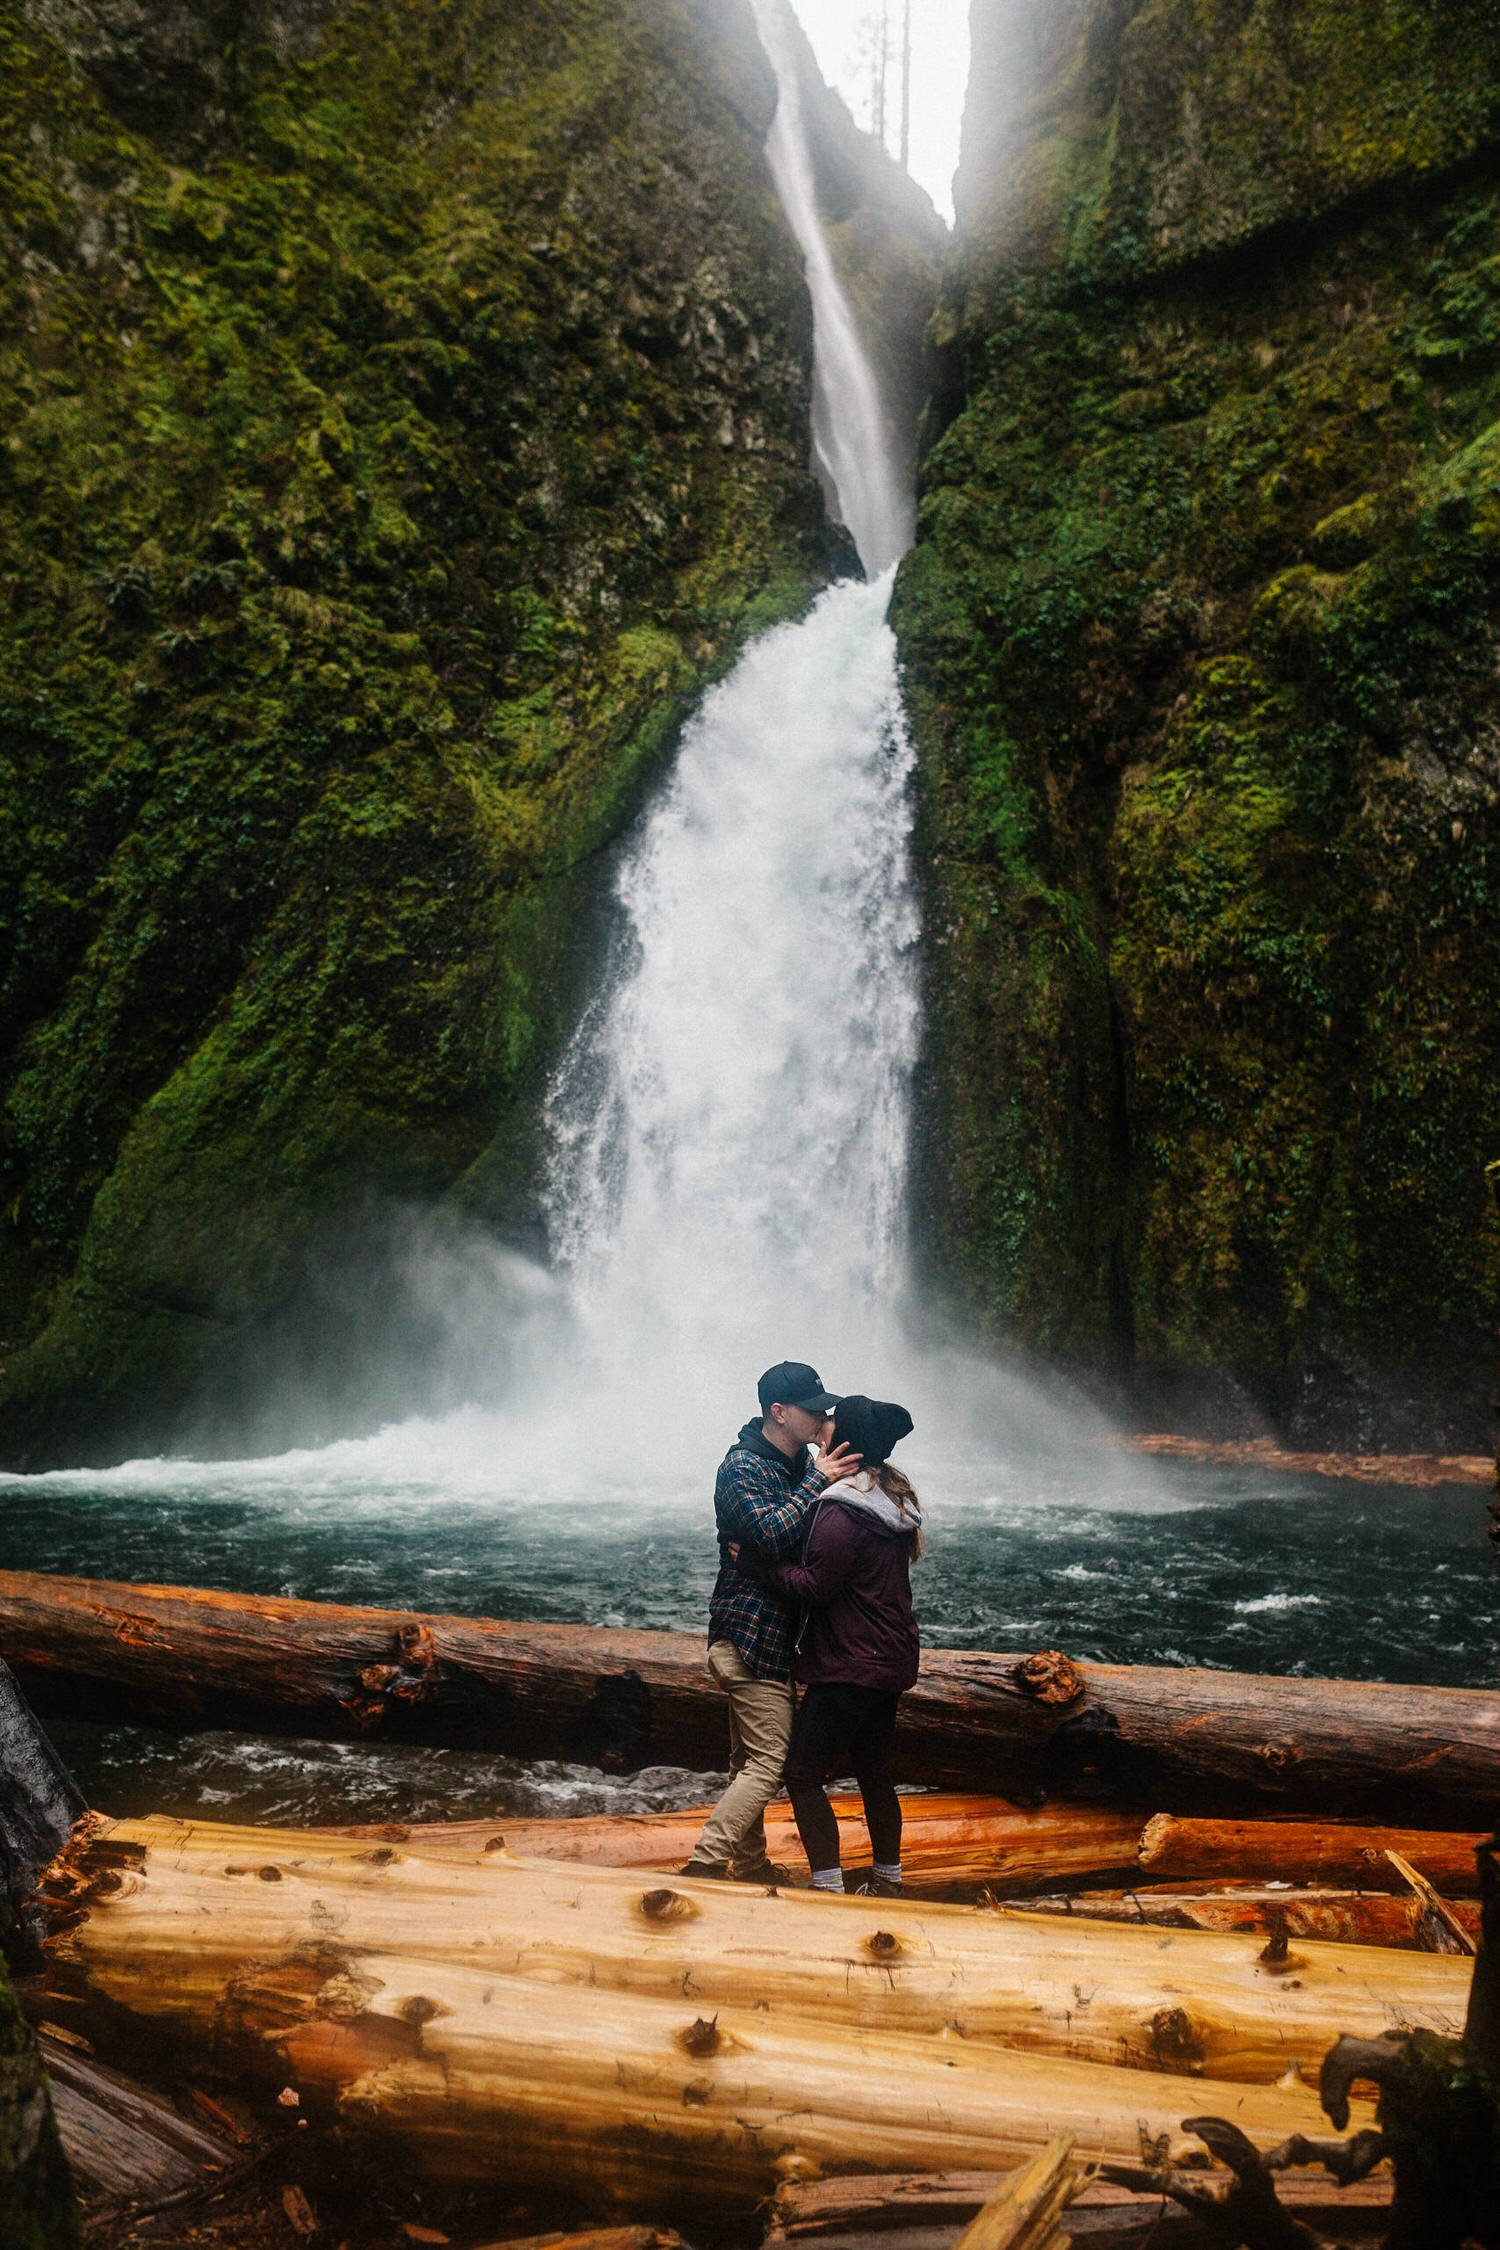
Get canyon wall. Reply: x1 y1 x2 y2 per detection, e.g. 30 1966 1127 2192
0 0 931 1465
897 0 1500 1444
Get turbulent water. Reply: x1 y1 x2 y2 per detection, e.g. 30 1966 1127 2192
4 0 1491 1823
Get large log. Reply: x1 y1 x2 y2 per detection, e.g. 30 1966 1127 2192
35 1933 1366 2208
333 1802 1488 1904
1136 1813 1486 1894
38 1815 1470 2084
4 1571 1499 1821
996 1886 1484 1950
330 1797 1148 1895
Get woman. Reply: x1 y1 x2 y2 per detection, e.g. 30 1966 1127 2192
738 1394 921 1897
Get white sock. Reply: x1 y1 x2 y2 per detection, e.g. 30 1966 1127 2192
811 1868 845 1893
873 1862 902 1884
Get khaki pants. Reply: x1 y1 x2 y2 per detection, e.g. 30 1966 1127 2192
688 1640 795 1872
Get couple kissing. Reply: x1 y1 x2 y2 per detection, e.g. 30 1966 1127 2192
681 1359 922 1898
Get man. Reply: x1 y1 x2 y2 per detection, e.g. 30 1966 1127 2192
680 1360 861 1882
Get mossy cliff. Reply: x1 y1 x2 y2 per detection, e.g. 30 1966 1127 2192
896 0 1500 1445
0 0 868 1467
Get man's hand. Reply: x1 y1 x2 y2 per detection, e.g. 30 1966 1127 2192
814 1441 861 1486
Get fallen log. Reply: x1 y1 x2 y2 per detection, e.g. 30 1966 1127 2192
763 2166 1395 2249
334 1802 1490 1905
38 2031 243 2216
992 1888 1484 1950
329 1797 1147 1895
37 1815 1469 2084
39 1936 1369 2208
5 1571 1499 1821
1137 1814 1486 1894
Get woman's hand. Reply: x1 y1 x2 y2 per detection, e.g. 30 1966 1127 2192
814 1440 862 1486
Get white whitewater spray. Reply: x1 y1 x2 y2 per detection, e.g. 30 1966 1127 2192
543 573 919 1451
750 0 912 575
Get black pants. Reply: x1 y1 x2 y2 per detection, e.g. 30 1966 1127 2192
783 1682 903 1873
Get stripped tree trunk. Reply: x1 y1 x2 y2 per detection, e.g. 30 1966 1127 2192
1002 1886 1483 1950
1137 1814 1486 1894
328 1797 1147 1895
3 1571 1497 1820
38 1816 1469 2085
36 1935 1367 2209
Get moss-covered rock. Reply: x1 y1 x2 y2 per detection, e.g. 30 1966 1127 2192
0 0 854 1465
898 0 1500 1443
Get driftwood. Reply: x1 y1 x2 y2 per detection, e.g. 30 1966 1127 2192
4 1571 1498 1821
38 2031 243 2216
949 2140 1079 2250
1137 1816 1485 1896
1000 1887 1483 1951
35 1815 1468 2085
329 1797 1147 1895
763 2166 1395 2250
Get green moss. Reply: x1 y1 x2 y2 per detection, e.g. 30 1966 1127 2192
0 0 834 1462
899 56 1500 1441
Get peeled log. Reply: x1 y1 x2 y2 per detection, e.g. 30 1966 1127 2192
1001 1887 1484 1949
36 1936 1363 2209
38 1815 1469 2085
1137 1814 1486 1894
330 1796 1147 1895
4 1570 1498 1821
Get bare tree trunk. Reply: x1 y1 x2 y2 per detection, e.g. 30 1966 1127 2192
5 1571 1497 1822
39 1815 1469 2087
326 1796 1147 1895
998 1887 1482 1949
1138 1815 1485 1895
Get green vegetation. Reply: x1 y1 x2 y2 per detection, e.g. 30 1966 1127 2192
0 0 836 1463
897 0 1500 1440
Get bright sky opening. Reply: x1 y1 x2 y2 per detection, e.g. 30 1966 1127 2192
789 0 969 224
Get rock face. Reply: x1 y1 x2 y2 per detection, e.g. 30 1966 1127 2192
896 0 1500 1446
0 0 871 1466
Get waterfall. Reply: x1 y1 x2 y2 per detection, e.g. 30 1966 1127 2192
749 0 913 575
536 0 920 1451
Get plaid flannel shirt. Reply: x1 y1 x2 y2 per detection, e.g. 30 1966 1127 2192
707 1423 828 1680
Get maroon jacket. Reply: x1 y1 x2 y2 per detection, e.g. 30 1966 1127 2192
767 1490 920 1693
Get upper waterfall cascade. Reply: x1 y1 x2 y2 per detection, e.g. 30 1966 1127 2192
536 0 921 1445
750 0 913 576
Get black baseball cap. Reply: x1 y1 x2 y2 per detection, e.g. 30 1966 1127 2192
757 1360 840 1416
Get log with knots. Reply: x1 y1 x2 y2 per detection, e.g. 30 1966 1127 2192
32 1811 1475 2209
2 1569 1498 1822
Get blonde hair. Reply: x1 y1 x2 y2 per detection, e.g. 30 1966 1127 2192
876 1462 924 1559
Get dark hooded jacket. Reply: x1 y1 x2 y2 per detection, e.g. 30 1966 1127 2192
766 1477 920 1692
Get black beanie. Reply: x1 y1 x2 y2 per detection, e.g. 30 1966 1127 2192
831 1394 914 1467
